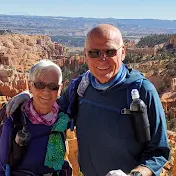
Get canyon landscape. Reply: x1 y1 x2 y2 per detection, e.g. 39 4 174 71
0 16 176 176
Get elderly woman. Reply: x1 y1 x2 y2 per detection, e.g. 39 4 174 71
0 60 72 176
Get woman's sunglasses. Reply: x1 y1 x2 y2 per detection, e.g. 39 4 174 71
33 82 60 91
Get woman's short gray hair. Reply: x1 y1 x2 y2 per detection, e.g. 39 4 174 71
29 59 62 84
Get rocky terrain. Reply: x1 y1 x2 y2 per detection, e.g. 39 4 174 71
0 33 85 97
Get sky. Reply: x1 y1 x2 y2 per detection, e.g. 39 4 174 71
0 0 176 20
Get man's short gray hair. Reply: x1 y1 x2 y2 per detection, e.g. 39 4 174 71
29 59 62 84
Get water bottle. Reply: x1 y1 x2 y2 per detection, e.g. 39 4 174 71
15 125 30 146
130 89 151 143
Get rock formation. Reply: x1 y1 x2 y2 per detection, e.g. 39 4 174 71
65 129 79 176
0 65 28 97
171 78 176 91
127 47 157 56
169 34 176 48
0 96 7 109
0 34 67 72
167 131 176 176
0 34 85 97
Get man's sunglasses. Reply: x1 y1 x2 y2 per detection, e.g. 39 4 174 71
87 46 123 58
33 82 60 91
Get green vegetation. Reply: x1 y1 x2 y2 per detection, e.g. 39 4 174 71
61 63 88 93
124 53 143 64
51 36 85 47
166 113 176 132
136 34 172 47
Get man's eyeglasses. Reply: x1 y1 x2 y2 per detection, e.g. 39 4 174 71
32 82 60 91
87 46 123 58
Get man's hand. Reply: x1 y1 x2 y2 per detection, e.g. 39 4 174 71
105 170 129 176
6 91 30 116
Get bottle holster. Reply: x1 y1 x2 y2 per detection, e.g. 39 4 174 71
130 110 151 143
9 140 27 169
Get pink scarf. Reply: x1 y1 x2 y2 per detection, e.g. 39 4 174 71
21 98 59 126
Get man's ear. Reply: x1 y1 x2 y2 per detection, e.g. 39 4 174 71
84 48 88 63
58 84 63 96
121 45 126 61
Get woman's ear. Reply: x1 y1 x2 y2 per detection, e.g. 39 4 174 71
28 81 32 93
58 83 63 96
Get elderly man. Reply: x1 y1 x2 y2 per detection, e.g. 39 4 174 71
6 24 169 176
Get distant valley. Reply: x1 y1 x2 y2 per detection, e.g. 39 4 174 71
1 15 176 47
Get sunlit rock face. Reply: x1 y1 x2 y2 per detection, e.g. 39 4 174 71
0 34 86 98
0 34 66 72
169 34 176 48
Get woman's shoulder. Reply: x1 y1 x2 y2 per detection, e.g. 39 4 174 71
2 106 23 132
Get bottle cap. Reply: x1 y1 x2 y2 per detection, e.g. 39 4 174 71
131 89 139 99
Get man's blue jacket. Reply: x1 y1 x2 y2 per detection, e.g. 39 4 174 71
60 67 170 176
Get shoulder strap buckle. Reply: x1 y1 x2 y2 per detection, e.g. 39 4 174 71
121 108 130 115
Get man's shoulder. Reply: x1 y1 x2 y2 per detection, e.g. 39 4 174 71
141 79 157 92
128 68 144 78
128 68 156 91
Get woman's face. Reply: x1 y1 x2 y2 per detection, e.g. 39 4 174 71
29 68 62 114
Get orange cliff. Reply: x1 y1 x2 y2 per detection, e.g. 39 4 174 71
0 66 28 97
0 96 7 109
0 34 85 98
0 34 67 72
160 77 176 119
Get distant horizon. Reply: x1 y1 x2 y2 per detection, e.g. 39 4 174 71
1 0 176 20
0 13 175 21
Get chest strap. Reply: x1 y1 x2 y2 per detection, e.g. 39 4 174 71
79 97 130 114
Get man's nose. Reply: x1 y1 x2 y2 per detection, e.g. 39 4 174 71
99 51 106 60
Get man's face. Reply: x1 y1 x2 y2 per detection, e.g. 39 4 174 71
85 30 125 84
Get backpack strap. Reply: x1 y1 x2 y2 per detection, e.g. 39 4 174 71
3 107 28 172
79 97 122 114
68 76 145 126
67 76 83 130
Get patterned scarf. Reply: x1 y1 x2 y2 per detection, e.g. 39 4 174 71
44 112 70 171
21 98 58 126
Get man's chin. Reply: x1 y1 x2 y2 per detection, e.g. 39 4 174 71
96 74 113 84
96 77 111 84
